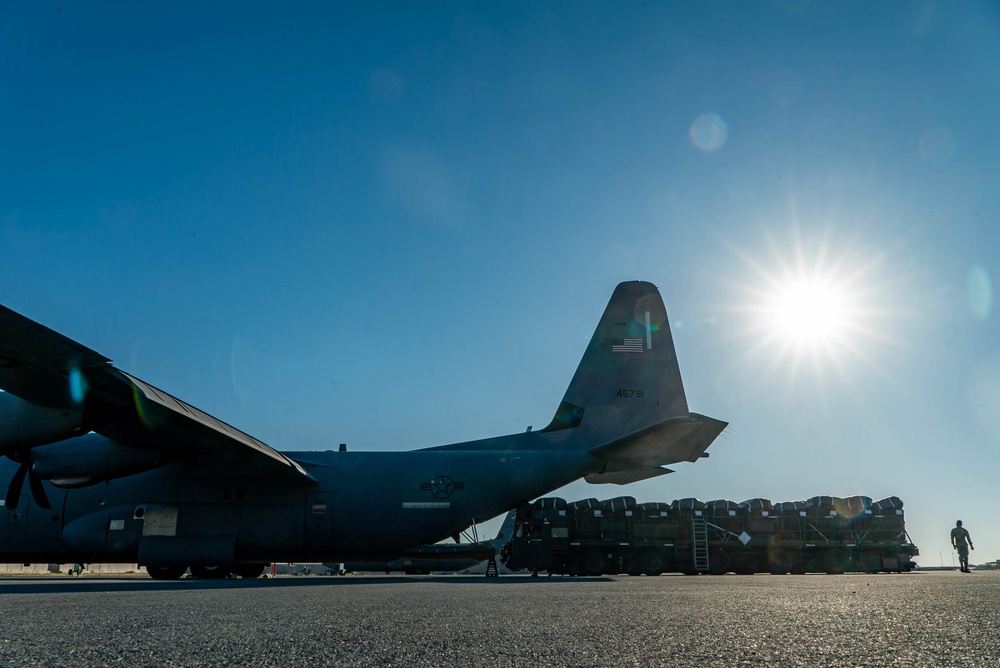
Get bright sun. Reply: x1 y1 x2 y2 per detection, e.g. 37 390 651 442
723 228 888 375
765 278 850 348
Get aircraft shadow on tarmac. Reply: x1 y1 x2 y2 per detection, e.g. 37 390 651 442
0 575 613 594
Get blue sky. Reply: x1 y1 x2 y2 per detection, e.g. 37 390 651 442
3 1 1000 565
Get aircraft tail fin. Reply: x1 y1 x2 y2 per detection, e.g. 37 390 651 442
487 509 518 549
544 281 726 480
544 281 689 440
424 280 726 475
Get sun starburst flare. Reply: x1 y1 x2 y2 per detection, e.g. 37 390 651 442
719 226 900 388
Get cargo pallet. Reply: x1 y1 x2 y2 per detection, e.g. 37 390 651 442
502 495 918 576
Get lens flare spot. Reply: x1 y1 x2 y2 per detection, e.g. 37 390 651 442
903 0 937 35
68 367 87 404
919 128 956 164
966 265 992 321
832 496 870 523
132 385 151 427
689 113 728 153
367 68 404 102
776 0 813 12
967 354 1000 443
767 68 803 105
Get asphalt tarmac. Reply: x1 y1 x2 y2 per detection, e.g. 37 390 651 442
0 571 996 667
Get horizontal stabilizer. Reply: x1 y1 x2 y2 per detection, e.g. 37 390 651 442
584 466 673 485
586 413 727 485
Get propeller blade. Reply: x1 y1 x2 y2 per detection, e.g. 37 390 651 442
28 471 52 510
5 463 28 510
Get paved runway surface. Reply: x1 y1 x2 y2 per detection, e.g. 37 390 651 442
0 571 996 667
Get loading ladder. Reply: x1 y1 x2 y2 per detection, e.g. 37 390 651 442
484 555 499 577
692 518 710 572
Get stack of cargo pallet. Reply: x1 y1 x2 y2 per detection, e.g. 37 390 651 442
502 494 918 576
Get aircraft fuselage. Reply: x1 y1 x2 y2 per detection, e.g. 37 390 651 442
0 281 727 577
0 443 595 566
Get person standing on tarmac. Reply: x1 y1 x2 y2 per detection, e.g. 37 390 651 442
951 520 974 572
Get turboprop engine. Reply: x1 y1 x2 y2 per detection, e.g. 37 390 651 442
0 392 162 506
0 391 85 452
1 391 86 509
31 433 163 488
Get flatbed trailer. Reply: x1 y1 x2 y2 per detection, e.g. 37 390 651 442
502 495 918 576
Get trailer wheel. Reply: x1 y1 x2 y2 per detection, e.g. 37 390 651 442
565 557 583 576
709 549 730 575
583 549 607 576
859 553 882 573
768 549 793 575
734 553 762 575
641 550 665 576
823 548 850 575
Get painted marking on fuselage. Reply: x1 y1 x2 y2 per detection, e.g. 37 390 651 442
402 502 451 509
419 475 465 499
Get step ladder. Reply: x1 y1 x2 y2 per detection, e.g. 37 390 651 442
484 556 499 577
692 518 710 572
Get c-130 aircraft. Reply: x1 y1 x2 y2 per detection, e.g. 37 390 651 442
0 281 725 579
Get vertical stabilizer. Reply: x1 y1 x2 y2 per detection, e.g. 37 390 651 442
543 281 688 447
488 509 518 549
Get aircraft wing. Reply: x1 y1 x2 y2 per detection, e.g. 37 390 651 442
585 413 727 485
0 304 311 480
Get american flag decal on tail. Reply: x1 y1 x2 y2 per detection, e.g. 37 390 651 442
612 338 644 353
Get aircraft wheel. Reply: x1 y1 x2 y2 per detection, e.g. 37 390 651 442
146 565 187 580
191 565 231 579
234 563 267 579
768 549 793 575
583 549 607 576
708 549 730 575
641 550 664 576
823 548 850 575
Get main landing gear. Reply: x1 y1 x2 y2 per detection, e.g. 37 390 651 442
145 563 268 580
